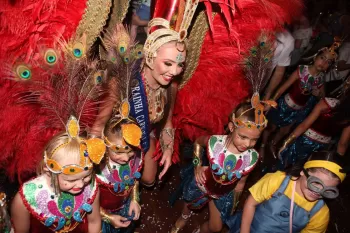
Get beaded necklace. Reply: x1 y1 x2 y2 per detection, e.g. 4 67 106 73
142 73 167 124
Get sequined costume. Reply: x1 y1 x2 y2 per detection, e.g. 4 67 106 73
279 98 342 167
18 176 98 233
181 135 259 222
97 154 143 233
268 65 324 127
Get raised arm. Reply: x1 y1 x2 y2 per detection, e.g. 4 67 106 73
264 66 287 100
279 99 329 153
271 69 299 101
337 125 350 156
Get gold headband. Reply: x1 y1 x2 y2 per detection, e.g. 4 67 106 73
45 116 106 175
233 92 277 131
103 100 142 153
304 160 346 182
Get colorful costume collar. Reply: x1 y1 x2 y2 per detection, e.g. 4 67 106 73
97 157 142 193
208 135 259 184
20 175 98 232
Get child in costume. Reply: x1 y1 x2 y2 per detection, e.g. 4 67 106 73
97 107 143 233
11 129 104 233
230 150 346 233
260 42 339 159
8 39 106 233
95 35 143 231
277 77 350 169
171 35 277 233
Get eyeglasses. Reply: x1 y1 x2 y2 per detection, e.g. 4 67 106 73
303 169 339 199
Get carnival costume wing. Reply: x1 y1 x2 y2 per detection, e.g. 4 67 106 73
0 0 128 181
0 39 106 181
171 0 303 162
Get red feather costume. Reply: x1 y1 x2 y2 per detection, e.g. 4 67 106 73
0 0 127 182
171 0 303 162
0 0 86 181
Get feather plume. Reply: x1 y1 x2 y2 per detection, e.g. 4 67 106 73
243 32 274 94
0 0 87 181
101 24 143 111
0 40 105 182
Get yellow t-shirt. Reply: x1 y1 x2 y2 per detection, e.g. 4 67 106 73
249 171 329 233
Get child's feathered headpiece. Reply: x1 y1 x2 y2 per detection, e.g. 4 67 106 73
1 38 106 180
102 24 143 152
233 33 277 131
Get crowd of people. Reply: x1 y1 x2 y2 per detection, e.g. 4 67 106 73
0 0 350 233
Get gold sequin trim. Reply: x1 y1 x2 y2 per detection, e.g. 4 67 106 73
179 12 215 89
74 0 113 50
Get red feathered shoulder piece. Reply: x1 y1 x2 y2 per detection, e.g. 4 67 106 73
171 0 303 163
0 0 87 182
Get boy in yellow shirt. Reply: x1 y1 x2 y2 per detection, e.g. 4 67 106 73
228 151 346 233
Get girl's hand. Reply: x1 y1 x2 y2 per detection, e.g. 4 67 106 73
159 150 172 180
110 214 131 229
195 166 208 185
129 201 141 220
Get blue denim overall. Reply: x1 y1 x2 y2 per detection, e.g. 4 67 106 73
228 176 324 233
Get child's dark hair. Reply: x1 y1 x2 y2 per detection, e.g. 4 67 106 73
302 47 338 67
285 151 344 181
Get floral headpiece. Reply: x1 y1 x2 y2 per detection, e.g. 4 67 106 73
45 116 106 175
143 0 199 67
